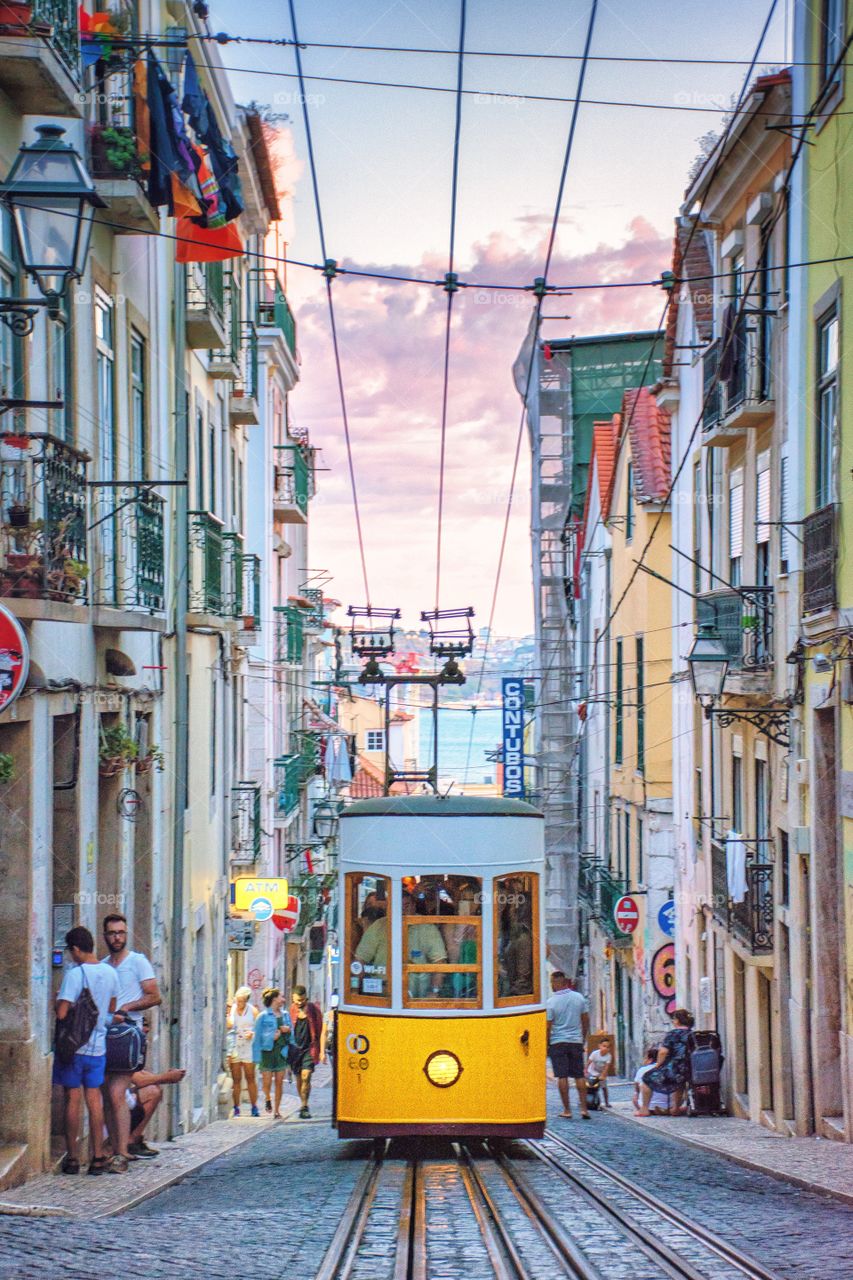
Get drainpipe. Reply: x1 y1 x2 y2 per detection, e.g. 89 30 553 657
170 263 189 1135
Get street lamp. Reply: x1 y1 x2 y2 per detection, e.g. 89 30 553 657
0 125 104 332
313 798 341 842
687 622 730 708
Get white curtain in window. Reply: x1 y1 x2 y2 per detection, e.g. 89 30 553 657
729 467 744 560
756 451 770 544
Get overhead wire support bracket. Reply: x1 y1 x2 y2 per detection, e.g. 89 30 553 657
346 605 400 659
420 606 475 658
323 258 339 279
443 271 460 293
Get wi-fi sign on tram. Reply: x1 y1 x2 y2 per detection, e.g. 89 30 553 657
613 894 640 935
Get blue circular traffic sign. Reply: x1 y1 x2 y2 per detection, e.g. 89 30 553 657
658 900 676 937
251 897 274 921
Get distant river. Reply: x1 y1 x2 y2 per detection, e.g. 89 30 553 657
417 705 503 788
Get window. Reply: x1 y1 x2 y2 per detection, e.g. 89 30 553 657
130 329 147 479
779 829 790 908
816 309 838 507
693 460 702 593
636 635 645 774
732 753 743 833
821 0 844 85
729 467 743 586
623 810 631 883
365 729 385 752
348 873 391 1006
755 758 769 843
779 455 791 574
210 673 218 796
757 229 773 400
614 639 623 764
625 460 634 542
403 875 481 1007
208 420 216 512
96 289 117 593
637 817 644 886
495 872 539 1005
195 405 205 510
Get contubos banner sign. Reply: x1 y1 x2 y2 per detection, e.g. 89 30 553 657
501 677 525 798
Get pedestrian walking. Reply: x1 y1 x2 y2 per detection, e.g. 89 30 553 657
546 971 591 1120
126 1064 186 1157
637 1009 695 1116
586 1037 613 1108
53 926 119 1176
100 913 161 1172
253 988 291 1118
289 985 322 1119
227 986 259 1116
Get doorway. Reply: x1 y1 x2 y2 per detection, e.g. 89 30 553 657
812 709 842 1128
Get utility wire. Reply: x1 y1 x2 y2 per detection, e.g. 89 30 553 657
435 0 467 613
286 0 370 605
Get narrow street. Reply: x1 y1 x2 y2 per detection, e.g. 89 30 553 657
1 1082 850 1280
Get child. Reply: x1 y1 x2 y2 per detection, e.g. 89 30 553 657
586 1037 613 1108
633 1046 670 1114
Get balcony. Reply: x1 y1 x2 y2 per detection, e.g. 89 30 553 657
696 586 774 691
273 604 305 665
710 838 774 955
296 730 321 781
0 432 89 621
274 754 302 819
234 546 261 635
273 444 313 523
231 782 261 865
229 324 259 425
577 853 629 944
86 61 158 234
702 315 773 446
186 263 227 350
802 504 837 616
254 270 297 361
187 510 226 619
0 0 81 114
89 484 165 625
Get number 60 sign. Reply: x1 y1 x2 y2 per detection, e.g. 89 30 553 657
651 942 676 1014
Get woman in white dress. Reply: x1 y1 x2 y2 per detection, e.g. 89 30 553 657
227 986 259 1116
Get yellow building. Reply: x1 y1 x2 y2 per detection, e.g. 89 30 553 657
605 387 675 1071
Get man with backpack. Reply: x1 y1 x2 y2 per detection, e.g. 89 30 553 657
100 914 161 1172
53 926 119 1175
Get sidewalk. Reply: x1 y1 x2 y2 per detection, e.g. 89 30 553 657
608 1096 853 1205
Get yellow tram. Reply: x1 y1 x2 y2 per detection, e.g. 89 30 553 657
334 794 546 1138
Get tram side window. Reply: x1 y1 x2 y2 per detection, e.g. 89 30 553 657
348 873 391 1006
495 873 539 1005
402 875 482 1007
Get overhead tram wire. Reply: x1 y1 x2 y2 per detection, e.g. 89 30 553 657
286 0 371 605
435 0 467 614
461 0 600 786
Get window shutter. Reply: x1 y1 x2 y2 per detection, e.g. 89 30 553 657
729 468 744 560
779 456 790 570
756 452 771 544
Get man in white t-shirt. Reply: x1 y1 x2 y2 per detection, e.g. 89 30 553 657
100 913 162 1171
546 972 591 1119
54 925 119 1175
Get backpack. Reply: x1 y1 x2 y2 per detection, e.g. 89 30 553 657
54 967 99 1065
105 1017 146 1073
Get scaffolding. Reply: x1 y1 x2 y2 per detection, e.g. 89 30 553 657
526 331 663 977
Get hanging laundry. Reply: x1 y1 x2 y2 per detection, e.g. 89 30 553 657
193 147 226 228
182 53 244 222
132 59 151 175
145 50 202 214
175 216 243 263
79 5 121 70
170 173 201 219
725 830 748 904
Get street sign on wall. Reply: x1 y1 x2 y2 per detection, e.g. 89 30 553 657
501 677 525 797
657 899 676 937
231 877 289 914
226 917 256 950
272 895 300 933
614 894 640 934
0 604 29 714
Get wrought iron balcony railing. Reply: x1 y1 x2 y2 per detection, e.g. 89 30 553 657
296 730 321 781
710 837 774 955
702 313 772 434
576 852 629 942
696 586 774 671
254 269 297 357
301 586 325 630
188 510 225 615
702 338 723 433
273 603 305 665
90 484 165 612
274 754 302 818
273 444 313 519
231 782 262 865
233 547 260 632
802 503 837 614
0 432 89 605
186 262 226 348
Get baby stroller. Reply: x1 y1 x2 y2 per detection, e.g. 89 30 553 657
585 1073 602 1111
686 1029 724 1116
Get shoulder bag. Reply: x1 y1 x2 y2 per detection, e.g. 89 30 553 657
54 967 99 1065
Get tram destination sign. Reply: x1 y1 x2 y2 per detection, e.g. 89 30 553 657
501 677 525 798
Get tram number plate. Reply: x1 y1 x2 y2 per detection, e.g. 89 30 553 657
362 977 383 995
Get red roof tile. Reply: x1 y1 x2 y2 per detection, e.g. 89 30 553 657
662 220 714 377
583 418 618 529
621 387 671 503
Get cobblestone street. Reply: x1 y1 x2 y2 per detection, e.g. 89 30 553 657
1 1083 850 1280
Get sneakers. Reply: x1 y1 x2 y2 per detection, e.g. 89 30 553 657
299 1107 311 1119
60 1156 80 1175
128 1141 158 1159
265 1099 272 1114
250 1105 260 1117
108 1155 129 1173
233 1106 240 1117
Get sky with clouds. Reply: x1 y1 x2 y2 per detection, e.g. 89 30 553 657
218 0 788 636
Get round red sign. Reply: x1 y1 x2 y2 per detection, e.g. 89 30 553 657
272 895 300 933
613 894 640 934
0 604 29 714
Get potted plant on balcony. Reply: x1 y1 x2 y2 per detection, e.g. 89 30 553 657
6 501 30 528
46 557 89 601
0 753 14 784
136 743 164 775
89 125 142 181
98 724 138 777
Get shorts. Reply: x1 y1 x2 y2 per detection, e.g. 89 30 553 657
290 1048 314 1075
259 1048 287 1073
53 1053 107 1089
549 1042 585 1080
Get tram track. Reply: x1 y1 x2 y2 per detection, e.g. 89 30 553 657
313 1136 785 1280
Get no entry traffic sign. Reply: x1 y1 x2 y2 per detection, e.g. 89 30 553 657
0 604 28 714
614 894 640 934
272 895 300 933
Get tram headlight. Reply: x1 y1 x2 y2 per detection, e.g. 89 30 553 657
423 1049 463 1088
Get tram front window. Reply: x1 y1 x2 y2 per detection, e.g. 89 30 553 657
495 872 539 1004
402 875 482 1006
348 872 391 1006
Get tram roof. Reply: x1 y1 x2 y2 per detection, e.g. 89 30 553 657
341 796 542 819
